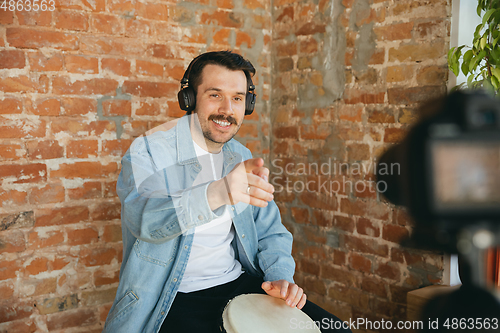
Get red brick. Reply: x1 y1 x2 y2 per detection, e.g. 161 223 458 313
102 58 131 76
29 184 65 204
61 98 97 116
51 118 115 137
0 230 26 253
296 22 326 35
104 181 118 198
7 28 78 50
303 276 327 295
102 224 122 242
136 60 164 77
58 0 105 11
0 98 22 114
167 100 184 118
375 261 401 280
388 86 446 105
90 201 121 221
36 206 89 227
95 267 120 286
322 265 357 286
328 285 370 309
54 10 89 31
374 22 413 41
0 9 14 24
51 161 118 179
28 230 65 250
357 218 380 237
200 10 244 28
16 9 52 27
80 36 147 57
125 19 154 39
91 13 123 35
416 65 448 86
350 253 372 273
344 89 385 104
0 50 26 69
52 77 118 96
28 51 63 72
80 247 117 267
389 41 445 62
334 215 355 232
0 163 46 184
300 258 321 275
347 143 370 161
102 99 132 117
0 301 34 323
122 81 177 98
367 108 395 123
300 123 331 140
340 198 390 220
382 224 409 243
102 140 133 157
213 28 232 45
67 140 99 158
383 127 407 143
68 181 102 200
344 234 388 257
361 276 387 298
0 75 48 93
0 281 14 300
0 190 27 207
26 98 60 116
25 257 49 276
67 227 99 246
0 260 21 280
65 55 99 74
300 191 337 211
27 140 64 159
46 308 98 331
135 2 170 21
135 101 160 116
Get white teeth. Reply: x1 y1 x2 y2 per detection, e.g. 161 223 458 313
213 119 230 127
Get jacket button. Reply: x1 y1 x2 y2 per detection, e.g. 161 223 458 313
184 245 188 249
173 278 177 282
161 311 165 315
198 215 204 220
231 207 235 211
242 234 245 238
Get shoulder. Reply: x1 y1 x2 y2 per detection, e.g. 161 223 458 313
128 119 179 156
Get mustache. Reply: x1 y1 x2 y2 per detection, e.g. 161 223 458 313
208 114 238 125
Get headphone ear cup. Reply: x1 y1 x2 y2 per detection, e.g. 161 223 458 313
178 86 196 112
245 92 256 115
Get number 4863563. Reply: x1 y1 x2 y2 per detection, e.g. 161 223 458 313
1 0 56 11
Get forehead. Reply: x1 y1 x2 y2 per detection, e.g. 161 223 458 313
199 64 247 91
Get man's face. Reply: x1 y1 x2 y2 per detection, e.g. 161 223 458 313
193 64 247 149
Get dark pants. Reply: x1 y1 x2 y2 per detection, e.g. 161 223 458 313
160 273 351 333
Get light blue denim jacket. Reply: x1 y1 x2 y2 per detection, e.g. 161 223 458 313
103 115 295 333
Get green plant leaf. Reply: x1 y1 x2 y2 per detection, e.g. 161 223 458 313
470 50 487 72
482 8 496 25
492 73 500 90
481 36 488 49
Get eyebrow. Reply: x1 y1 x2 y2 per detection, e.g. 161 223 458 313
205 87 246 95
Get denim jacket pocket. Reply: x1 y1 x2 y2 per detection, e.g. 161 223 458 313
106 290 139 325
134 237 179 266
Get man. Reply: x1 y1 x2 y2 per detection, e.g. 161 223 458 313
104 51 349 332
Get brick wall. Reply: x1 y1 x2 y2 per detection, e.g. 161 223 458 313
0 1 271 331
271 0 452 328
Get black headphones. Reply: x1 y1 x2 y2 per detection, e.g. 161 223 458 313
177 54 256 115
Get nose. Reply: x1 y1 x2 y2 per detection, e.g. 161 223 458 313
218 96 234 116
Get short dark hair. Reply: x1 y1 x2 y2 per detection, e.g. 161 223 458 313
185 50 256 98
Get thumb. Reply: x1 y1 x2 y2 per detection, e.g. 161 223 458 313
261 281 272 291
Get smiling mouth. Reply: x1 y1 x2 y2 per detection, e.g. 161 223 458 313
212 119 231 127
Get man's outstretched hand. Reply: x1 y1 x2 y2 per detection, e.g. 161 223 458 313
208 158 275 210
261 280 307 310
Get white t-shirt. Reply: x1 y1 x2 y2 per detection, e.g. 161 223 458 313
177 141 242 292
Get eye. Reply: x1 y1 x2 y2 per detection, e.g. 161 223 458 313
234 96 243 102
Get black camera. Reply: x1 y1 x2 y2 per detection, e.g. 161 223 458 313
377 90 500 253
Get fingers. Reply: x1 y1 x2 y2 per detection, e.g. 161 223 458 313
243 157 264 173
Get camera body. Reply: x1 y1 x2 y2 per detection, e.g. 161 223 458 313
378 90 500 252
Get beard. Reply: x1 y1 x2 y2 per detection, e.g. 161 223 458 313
201 114 241 145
